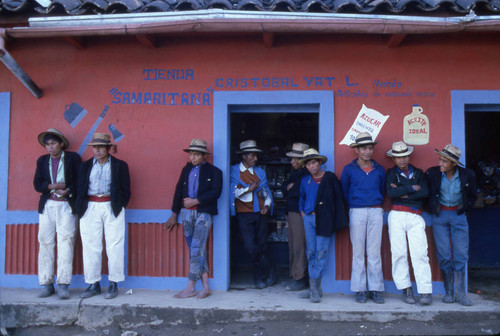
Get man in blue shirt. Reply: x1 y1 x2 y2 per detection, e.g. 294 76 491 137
426 144 477 306
165 139 223 299
341 132 386 304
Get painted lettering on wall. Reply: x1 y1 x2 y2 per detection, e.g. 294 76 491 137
109 88 211 106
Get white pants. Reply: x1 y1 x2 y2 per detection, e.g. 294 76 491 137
80 201 125 284
388 210 432 294
38 200 77 285
349 207 384 292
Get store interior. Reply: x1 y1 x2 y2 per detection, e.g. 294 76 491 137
229 111 319 288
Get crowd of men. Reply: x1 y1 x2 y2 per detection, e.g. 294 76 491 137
34 128 477 306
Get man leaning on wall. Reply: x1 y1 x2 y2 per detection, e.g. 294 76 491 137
164 139 223 299
426 144 478 306
76 133 131 300
34 128 81 299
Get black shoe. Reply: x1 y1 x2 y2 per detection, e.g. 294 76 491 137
80 282 101 299
39 284 55 298
402 288 416 304
57 284 70 300
355 291 368 303
255 281 266 289
265 265 277 287
420 294 433 305
105 281 118 299
286 278 307 291
369 291 385 304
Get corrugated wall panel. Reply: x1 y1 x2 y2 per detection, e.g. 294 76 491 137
335 225 443 281
127 223 214 277
5 223 108 276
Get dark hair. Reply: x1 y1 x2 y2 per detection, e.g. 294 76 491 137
43 134 63 145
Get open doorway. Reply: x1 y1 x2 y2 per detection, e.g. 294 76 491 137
464 106 500 272
229 107 319 289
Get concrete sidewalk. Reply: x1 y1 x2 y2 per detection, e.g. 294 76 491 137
1 285 499 335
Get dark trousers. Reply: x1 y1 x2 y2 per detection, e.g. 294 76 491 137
237 212 271 283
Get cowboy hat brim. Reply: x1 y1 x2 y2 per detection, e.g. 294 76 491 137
183 148 210 154
386 146 414 157
349 140 378 148
236 149 263 154
299 155 327 165
38 130 69 149
434 149 465 167
286 151 304 158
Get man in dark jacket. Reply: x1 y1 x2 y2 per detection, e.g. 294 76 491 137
299 148 347 303
34 128 81 299
426 144 477 306
164 139 223 299
386 141 432 305
77 133 131 300
282 142 309 291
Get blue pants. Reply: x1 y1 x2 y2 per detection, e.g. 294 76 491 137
303 214 331 279
432 210 469 272
180 209 212 281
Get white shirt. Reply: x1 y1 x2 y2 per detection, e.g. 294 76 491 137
88 156 111 196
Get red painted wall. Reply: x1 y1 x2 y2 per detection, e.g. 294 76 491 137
1 32 499 280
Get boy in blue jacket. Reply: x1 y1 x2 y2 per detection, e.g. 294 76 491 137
341 132 385 304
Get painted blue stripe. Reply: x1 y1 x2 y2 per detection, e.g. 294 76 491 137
0 92 10 286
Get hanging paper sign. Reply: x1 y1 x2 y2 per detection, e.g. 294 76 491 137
339 104 389 146
403 104 429 145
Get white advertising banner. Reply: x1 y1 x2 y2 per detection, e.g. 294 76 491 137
339 104 389 146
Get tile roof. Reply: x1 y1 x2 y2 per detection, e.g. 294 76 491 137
1 0 499 15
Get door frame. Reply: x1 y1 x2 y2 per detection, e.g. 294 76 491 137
213 90 334 290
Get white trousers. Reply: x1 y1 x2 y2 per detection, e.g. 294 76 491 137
349 207 384 292
80 201 125 284
388 210 432 294
38 200 77 285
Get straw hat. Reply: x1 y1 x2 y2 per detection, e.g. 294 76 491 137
435 144 464 167
386 141 414 157
299 148 327 165
349 132 378 148
236 140 262 154
183 139 210 154
87 133 114 146
38 128 69 149
286 142 310 158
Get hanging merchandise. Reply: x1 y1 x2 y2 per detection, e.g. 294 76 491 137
403 104 430 145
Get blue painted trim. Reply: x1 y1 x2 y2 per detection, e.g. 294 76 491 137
451 90 500 166
214 90 335 291
0 92 10 287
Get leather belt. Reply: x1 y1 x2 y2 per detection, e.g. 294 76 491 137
391 205 422 215
441 205 458 211
88 195 111 202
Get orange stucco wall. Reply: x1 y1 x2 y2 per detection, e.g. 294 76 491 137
1 33 499 211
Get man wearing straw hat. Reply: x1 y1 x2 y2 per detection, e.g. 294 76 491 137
164 139 223 299
298 148 348 302
230 140 275 289
77 133 131 300
282 143 310 291
386 141 432 305
34 128 81 299
426 144 477 306
341 132 386 304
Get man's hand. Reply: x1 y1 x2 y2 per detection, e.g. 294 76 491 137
49 182 66 191
390 183 397 188
55 188 70 197
248 180 259 192
183 198 200 209
300 211 306 217
412 185 422 191
286 183 294 191
164 214 178 231
260 205 269 215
